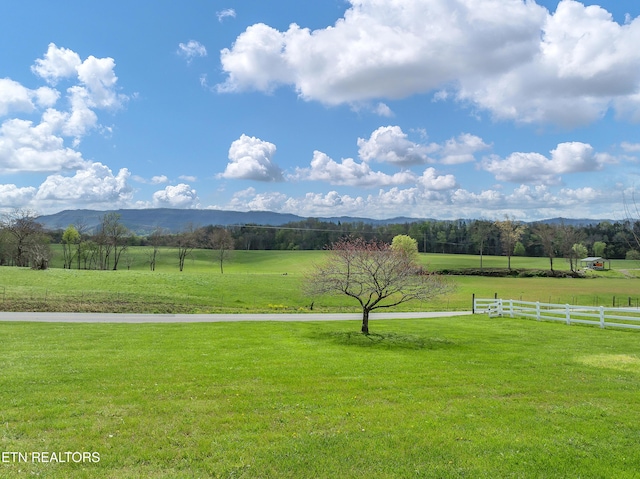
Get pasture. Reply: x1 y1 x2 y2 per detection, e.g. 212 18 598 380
1 316 640 478
1 249 639 313
2 249 640 477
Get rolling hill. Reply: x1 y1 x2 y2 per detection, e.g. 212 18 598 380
36 208 425 234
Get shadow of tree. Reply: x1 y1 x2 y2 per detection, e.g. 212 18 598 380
316 331 455 350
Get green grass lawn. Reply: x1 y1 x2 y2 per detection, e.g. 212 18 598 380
1 316 640 478
2 250 639 313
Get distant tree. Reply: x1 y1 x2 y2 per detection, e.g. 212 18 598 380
82 240 99 270
471 220 495 270
495 216 525 270
532 223 558 272
147 227 166 271
572 243 588 269
175 225 197 272
558 223 583 272
1 209 45 267
306 237 452 335
72 220 89 269
100 213 129 270
390 234 419 260
593 241 607 258
436 231 448 254
626 250 640 260
61 225 81 269
623 190 640 251
27 238 52 270
124 252 135 270
206 227 234 274
513 241 526 256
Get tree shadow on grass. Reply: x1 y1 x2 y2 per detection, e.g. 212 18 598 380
316 331 456 350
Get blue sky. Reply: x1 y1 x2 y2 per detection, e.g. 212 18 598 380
1 0 640 221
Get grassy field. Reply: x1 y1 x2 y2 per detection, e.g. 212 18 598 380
1 316 640 478
1 249 639 313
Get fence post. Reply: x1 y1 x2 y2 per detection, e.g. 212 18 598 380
599 306 605 329
536 301 540 321
497 299 503 317
472 293 475 314
509 299 515 318
565 304 571 325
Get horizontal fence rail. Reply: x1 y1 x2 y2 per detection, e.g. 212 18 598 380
474 298 640 331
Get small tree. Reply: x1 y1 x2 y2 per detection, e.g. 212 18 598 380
390 234 418 260
558 223 583 272
174 225 197 272
147 227 166 271
306 237 452 335
62 225 81 269
532 223 558 273
471 220 495 271
1 209 45 267
593 241 607 258
27 237 52 270
100 213 129 270
207 227 234 274
626 250 640 260
495 216 525 270
571 243 588 271
513 241 526 256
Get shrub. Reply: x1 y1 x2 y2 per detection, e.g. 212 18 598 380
626 250 640 260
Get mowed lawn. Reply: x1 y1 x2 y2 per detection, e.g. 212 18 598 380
2 249 640 312
1 316 640 478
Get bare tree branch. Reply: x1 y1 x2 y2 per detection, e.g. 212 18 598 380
306 237 453 334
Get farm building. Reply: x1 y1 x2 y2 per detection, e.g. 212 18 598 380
580 257 610 270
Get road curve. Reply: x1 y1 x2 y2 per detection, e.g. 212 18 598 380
0 311 472 323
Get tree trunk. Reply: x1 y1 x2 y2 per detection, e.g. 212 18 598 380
361 308 370 335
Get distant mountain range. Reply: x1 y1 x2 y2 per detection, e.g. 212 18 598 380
36 208 612 235
36 208 427 234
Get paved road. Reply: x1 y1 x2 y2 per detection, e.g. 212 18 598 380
0 311 472 323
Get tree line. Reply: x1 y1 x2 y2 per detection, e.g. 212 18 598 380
2 208 640 271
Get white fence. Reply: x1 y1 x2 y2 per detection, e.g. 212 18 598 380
474 298 640 331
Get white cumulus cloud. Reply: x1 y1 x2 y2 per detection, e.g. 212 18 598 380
221 134 283 181
0 118 87 173
218 0 545 103
31 43 82 84
35 162 133 207
27 44 128 145
0 184 37 208
152 183 199 208
357 125 434 166
439 133 491 165
218 0 640 127
481 141 614 184
220 180 619 221
0 78 59 116
418 167 457 190
294 150 417 187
